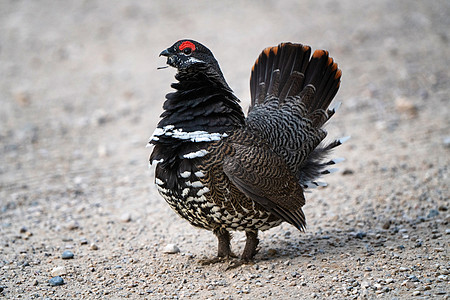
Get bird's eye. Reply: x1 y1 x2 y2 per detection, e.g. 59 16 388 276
183 48 192 55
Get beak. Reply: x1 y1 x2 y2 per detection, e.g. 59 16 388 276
159 48 171 57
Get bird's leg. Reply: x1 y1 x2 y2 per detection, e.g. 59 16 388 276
200 228 235 265
241 230 259 260
225 230 259 269
215 228 232 257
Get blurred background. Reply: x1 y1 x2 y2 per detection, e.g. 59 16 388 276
1 1 448 187
0 1 449 298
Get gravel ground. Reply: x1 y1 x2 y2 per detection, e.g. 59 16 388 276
1 1 449 299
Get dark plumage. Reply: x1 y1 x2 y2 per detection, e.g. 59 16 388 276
148 39 346 261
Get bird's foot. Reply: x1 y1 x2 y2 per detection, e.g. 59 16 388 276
225 258 254 270
199 253 238 266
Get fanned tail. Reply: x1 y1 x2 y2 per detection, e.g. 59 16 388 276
248 42 346 190
249 43 342 126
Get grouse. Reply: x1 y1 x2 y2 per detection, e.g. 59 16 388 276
148 39 346 261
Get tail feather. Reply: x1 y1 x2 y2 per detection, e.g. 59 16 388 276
247 42 345 188
249 43 341 118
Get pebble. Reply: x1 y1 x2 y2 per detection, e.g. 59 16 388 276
267 249 277 256
61 250 74 259
355 232 366 239
427 209 439 218
120 213 132 223
162 244 180 254
51 266 67 276
395 96 418 117
437 275 448 281
90 243 99 250
49 276 64 286
66 221 80 230
443 136 450 148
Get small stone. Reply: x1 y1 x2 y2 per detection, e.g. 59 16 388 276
438 205 448 211
437 275 448 281
61 250 74 259
434 248 444 252
443 136 450 148
19 226 28 233
267 248 277 256
395 97 418 117
120 213 132 223
427 209 439 218
412 291 421 296
408 275 420 282
342 169 354 176
97 145 109 157
399 267 408 272
51 266 67 277
80 238 88 245
66 221 80 230
49 276 64 286
90 243 99 250
14 91 30 106
382 221 391 230
355 232 366 239
162 244 180 254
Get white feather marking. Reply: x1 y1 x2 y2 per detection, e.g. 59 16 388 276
155 178 164 185
150 125 228 143
211 206 221 213
151 158 164 165
194 171 205 177
181 188 190 197
190 181 203 188
180 171 191 178
186 57 204 64
183 149 209 159
197 187 210 196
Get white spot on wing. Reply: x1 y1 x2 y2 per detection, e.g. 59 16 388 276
151 158 164 165
183 149 209 159
149 125 228 143
194 171 205 177
197 187 210 196
180 171 191 178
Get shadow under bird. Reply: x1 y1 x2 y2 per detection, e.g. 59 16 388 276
148 39 347 263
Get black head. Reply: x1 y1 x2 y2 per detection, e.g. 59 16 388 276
160 40 223 75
